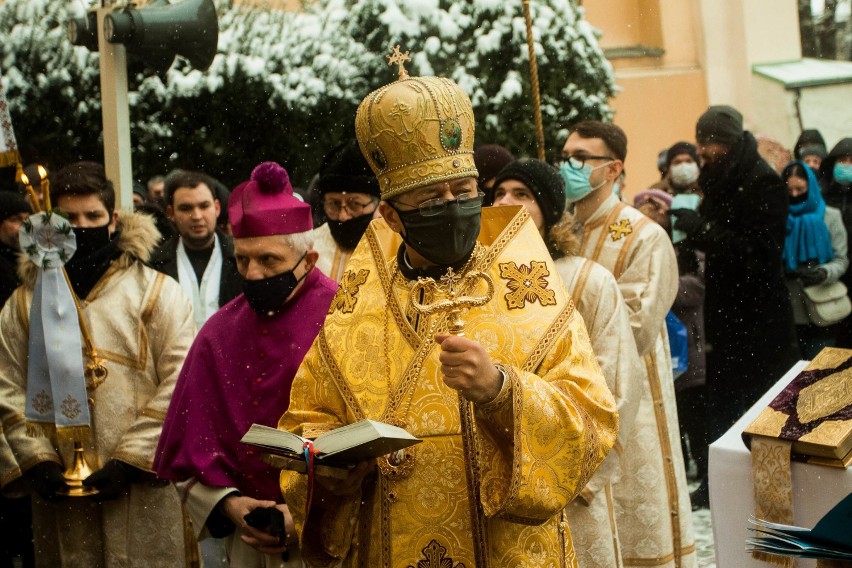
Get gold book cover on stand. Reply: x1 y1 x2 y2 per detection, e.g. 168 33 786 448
743 347 852 468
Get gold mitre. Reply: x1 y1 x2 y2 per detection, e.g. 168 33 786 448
355 45 479 200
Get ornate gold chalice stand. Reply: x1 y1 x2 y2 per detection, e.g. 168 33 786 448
61 442 98 497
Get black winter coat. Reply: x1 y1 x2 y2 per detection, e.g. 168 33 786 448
821 137 852 290
690 132 798 400
147 231 243 308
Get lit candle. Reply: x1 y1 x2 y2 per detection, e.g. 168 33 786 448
38 165 51 211
20 173 42 213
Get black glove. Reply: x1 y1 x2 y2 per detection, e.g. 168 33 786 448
27 461 69 503
799 267 828 287
83 459 144 502
669 208 704 236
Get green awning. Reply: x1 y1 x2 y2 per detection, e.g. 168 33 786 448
753 57 852 89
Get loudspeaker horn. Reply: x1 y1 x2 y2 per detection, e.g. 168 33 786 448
104 0 219 72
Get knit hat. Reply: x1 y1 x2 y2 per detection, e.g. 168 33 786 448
473 144 515 187
664 141 699 173
315 140 381 198
489 159 565 230
0 189 32 222
633 188 673 210
798 144 827 160
229 162 312 238
696 105 744 146
794 129 827 160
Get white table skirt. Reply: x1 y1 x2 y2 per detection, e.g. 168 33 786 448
708 360 852 567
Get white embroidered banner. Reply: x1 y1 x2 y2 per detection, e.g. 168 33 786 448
0 78 20 168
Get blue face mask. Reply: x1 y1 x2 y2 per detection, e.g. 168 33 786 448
560 160 610 204
835 163 852 184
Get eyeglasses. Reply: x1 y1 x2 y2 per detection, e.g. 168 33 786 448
392 191 484 217
559 155 615 170
323 196 378 217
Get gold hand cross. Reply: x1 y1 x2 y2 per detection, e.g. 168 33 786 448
410 268 494 336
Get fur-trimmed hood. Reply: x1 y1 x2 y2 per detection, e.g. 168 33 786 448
18 210 161 288
549 210 582 258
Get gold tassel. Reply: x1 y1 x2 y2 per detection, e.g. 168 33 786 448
752 551 794 566
25 420 54 439
55 425 93 447
0 149 19 169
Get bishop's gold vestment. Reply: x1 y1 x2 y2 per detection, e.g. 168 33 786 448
578 194 696 568
279 206 618 568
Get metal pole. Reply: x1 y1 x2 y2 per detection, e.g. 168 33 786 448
96 7 133 210
522 0 546 161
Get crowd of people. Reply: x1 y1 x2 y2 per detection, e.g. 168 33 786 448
0 54 850 568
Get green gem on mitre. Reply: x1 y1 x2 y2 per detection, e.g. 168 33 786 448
439 118 462 151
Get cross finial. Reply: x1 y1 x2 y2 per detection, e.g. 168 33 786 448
386 45 411 80
439 268 462 297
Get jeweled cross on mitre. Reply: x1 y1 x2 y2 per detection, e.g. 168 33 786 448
386 44 411 80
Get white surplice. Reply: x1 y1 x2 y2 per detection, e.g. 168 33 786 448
577 194 696 568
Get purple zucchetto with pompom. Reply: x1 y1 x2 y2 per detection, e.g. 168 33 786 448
228 162 313 238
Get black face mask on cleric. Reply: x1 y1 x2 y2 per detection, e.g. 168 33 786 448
241 253 308 316
392 196 483 267
328 211 374 251
72 224 112 259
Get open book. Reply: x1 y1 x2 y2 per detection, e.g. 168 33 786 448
746 493 852 561
240 419 421 467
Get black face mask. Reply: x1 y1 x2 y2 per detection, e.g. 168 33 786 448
789 192 808 205
394 199 482 267
328 211 373 251
72 224 112 260
242 253 308 316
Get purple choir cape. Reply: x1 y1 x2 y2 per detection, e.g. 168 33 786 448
154 268 338 501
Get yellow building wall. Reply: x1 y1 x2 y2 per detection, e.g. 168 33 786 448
582 0 799 199
608 70 708 193
583 0 710 198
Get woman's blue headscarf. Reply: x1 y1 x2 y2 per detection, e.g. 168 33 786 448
782 160 834 272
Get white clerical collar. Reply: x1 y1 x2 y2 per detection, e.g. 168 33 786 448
176 233 223 328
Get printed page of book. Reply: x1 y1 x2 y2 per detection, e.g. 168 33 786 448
314 419 419 456
240 424 306 457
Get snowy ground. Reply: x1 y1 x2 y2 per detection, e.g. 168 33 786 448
693 507 716 567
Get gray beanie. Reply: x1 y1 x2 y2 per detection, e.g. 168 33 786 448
488 159 565 230
696 105 744 146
